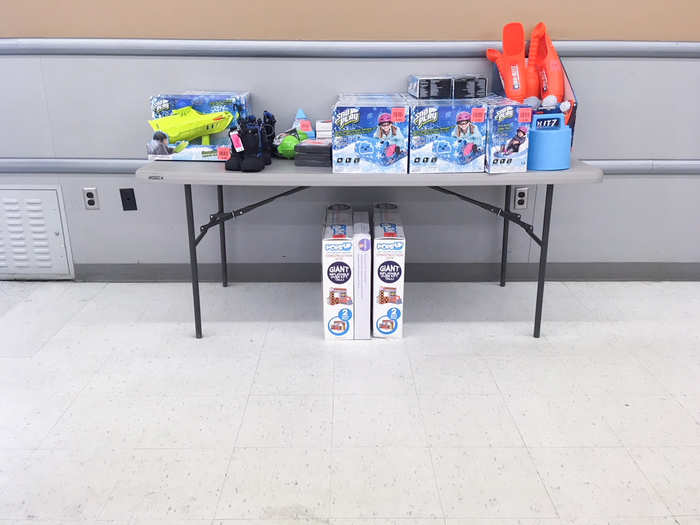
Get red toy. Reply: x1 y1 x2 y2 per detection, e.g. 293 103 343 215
528 22 565 106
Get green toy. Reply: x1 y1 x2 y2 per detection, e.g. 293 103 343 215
148 106 234 145
275 129 309 159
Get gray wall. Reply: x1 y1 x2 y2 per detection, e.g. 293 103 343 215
1 51 699 279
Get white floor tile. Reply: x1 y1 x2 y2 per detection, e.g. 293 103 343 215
253 348 333 395
598 396 700 447
333 395 426 447
0 389 75 449
487 356 582 397
216 448 330 519
630 447 700 515
420 395 523 447
334 348 414 395
99 449 227 520
432 447 556 518
530 447 669 519
0 449 122 520
410 355 499 395
330 447 442 518
504 393 621 447
237 396 332 447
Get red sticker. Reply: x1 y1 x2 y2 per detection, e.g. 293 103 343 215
518 108 533 123
471 107 486 123
217 146 231 160
391 107 406 122
299 119 313 132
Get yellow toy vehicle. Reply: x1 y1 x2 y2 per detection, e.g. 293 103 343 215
148 106 234 145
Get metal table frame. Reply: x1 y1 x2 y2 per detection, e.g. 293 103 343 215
137 159 601 339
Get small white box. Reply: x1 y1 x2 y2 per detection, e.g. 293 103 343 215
352 211 371 340
372 203 406 338
322 204 354 340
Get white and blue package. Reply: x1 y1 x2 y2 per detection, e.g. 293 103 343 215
483 95 533 173
332 94 410 173
409 100 488 173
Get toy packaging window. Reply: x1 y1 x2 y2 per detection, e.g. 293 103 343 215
147 91 250 161
332 94 410 174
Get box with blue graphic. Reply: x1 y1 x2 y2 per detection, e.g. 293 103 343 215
483 95 532 173
408 100 488 173
332 94 410 173
147 91 250 161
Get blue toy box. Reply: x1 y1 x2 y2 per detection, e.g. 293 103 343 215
332 94 410 174
408 100 488 173
483 95 532 173
147 91 250 161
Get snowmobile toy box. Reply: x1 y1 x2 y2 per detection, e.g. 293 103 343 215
409 99 488 173
372 203 406 338
482 95 532 173
322 204 355 340
332 94 410 174
147 91 250 161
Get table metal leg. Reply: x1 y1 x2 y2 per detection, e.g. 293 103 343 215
533 184 554 338
217 185 228 287
500 186 511 287
184 184 203 339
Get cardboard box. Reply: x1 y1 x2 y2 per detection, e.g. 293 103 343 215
372 203 406 338
408 99 488 173
332 94 410 174
352 211 371 340
322 204 354 340
407 74 453 99
482 95 532 173
147 91 250 161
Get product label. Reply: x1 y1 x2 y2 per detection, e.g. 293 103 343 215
299 119 313 132
471 107 486 123
391 107 406 122
230 131 244 152
217 146 231 160
327 262 351 284
518 108 533 123
378 260 402 283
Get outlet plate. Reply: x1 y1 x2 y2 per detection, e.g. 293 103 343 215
82 187 99 210
514 187 528 210
120 188 137 211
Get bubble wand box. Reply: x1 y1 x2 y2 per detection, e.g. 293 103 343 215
409 100 488 173
332 94 410 173
322 204 355 340
372 203 406 338
147 91 250 161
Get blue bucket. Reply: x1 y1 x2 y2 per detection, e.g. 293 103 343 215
527 113 572 171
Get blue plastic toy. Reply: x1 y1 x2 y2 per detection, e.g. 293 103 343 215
527 113 572 171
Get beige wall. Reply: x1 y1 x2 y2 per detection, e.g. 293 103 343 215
2 0 699 41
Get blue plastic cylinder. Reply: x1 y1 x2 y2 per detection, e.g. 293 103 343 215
527 113 572 171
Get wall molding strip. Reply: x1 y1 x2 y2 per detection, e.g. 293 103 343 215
1 158 700 176
1 39 700 58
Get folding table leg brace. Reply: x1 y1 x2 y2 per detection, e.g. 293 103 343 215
430 184 554 338
183 184 309 339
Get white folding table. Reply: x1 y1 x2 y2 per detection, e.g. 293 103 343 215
136 159 603 339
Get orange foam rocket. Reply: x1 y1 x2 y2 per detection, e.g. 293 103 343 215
528 22 565 105
487 22 527 102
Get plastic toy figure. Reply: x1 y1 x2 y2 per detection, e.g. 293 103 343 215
503 127 529 155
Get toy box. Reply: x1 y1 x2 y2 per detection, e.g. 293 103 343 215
409 100 488 173
352 211 371 340
332 94 410 174
322 204 354 340
483 95 532 173
147 91 250 161
407 74 453 99
372 203 405 338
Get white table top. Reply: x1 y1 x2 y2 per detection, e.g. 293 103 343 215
136 158 602 187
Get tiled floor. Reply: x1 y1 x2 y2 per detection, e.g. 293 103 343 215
1 280 699 525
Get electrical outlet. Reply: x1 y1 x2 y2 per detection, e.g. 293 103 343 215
514 187 528 210
83 187 99 210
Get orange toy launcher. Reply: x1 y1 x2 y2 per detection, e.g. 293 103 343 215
490 57 577 142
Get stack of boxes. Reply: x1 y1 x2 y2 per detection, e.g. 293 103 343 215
322 203 406 340
331 88 532 174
